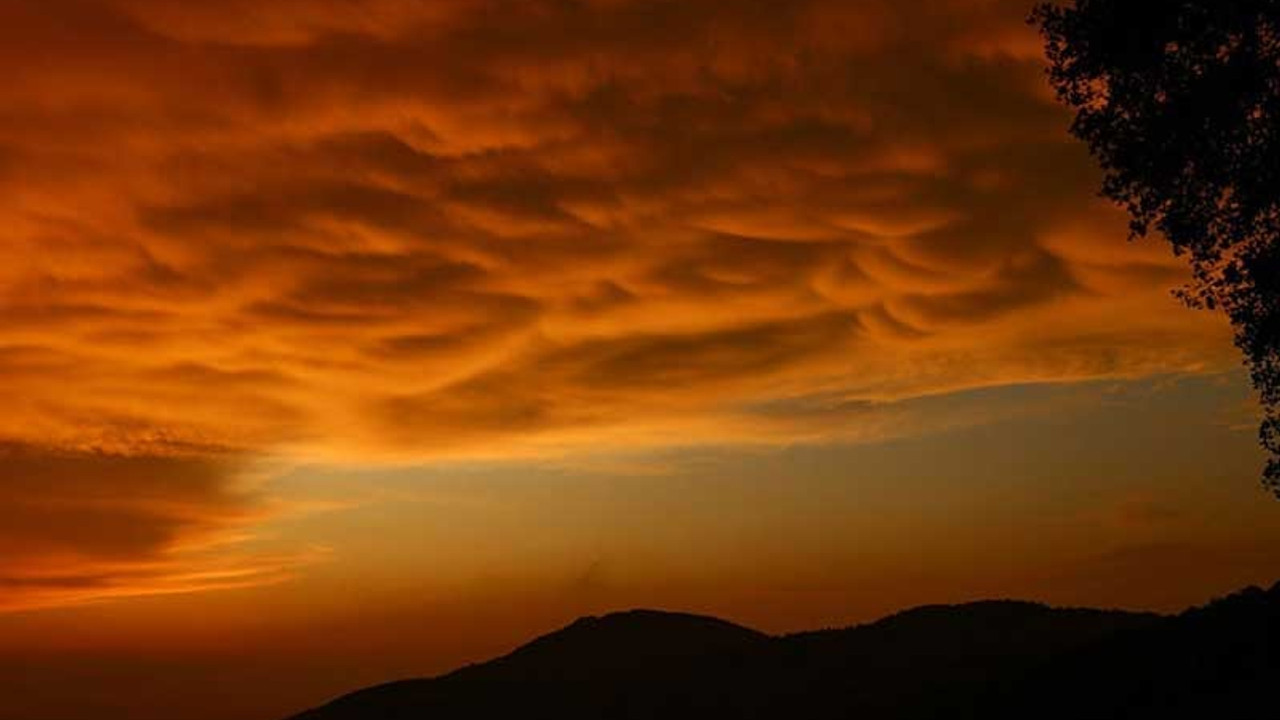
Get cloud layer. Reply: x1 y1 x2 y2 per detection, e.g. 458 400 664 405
0 0 1236 607
0 444 310 612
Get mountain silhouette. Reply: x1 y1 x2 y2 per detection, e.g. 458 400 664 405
985 582 1280 719
288 583 1279 720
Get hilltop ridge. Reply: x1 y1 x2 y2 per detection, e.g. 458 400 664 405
289 583 1280 719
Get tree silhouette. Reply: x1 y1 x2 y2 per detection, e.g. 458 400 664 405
1031 0 1280 496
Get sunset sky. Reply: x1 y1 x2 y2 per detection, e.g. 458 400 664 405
3 1 1280 719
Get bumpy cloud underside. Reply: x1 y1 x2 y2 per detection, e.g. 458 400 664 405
0 0 1233 606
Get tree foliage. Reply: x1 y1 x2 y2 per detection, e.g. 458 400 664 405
1032 0 1280 495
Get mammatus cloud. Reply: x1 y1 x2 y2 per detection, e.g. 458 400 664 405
0 0 1236 608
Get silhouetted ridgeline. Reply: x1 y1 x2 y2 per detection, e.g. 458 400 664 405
288 583 1280 720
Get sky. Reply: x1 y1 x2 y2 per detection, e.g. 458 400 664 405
2 1 1279 719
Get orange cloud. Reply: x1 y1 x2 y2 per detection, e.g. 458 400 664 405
0 0 1240 607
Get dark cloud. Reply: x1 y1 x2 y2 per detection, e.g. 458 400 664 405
0 445 298 611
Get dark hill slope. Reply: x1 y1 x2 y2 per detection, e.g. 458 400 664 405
763 601 1154 719
987 582 1280 720
289 610 768 720
288 601 1159 720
